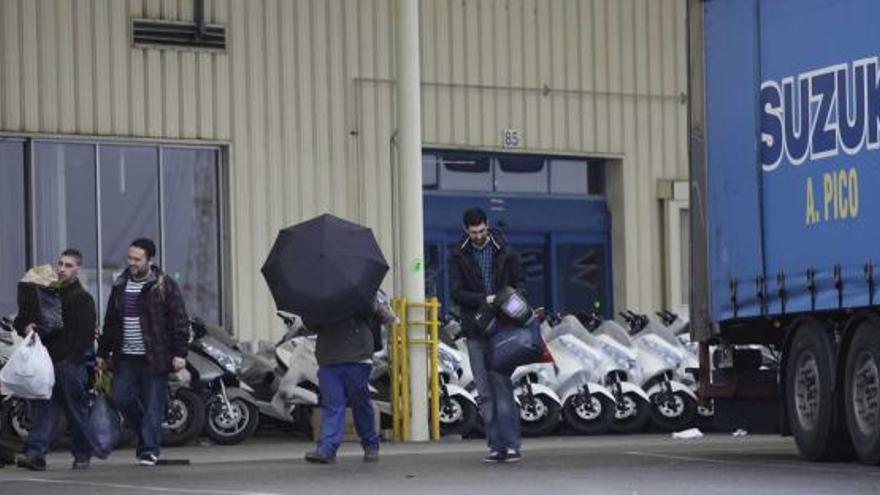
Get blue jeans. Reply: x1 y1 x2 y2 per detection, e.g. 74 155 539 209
316 363 380 458
467 338 521 453
25 362 97 461
111 356 168 458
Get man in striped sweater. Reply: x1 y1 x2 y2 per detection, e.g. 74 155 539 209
97 238 190 466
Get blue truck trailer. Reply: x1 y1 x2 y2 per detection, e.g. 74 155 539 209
689 0 880 463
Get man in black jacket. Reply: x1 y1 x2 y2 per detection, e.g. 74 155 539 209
450 208 525 463
13 249 99 471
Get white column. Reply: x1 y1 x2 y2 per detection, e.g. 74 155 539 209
395 0 428 441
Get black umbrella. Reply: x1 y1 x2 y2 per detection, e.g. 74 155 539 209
261 213 389 326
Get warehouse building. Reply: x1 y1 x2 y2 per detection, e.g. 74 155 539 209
0 0 689 342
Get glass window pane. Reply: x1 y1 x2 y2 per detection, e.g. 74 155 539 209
495 155 548 193
555 243 607 313
438 153 492 191
588 160 605 196
511 243 547 310
162 148 221 324
549 159 589 195
98 145 160 312
0 141 26 317
32 142 99 300
422 154 438 188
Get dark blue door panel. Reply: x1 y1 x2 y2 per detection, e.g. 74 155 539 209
424 192 611 318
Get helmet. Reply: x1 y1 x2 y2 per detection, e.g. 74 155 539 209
494 286 533 327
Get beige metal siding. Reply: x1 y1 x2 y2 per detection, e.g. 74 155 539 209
0 0 687 341
418 0 689 316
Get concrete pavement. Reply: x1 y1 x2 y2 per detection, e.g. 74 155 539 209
1 434 878 495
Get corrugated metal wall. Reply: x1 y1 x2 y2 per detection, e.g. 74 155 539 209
0 0 687 341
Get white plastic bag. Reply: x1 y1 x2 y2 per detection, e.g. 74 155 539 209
0 332 55 399
672 427 704 440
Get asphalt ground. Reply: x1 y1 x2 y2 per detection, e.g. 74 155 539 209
1 434 878 495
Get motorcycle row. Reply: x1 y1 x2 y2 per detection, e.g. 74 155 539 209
0 305 712 448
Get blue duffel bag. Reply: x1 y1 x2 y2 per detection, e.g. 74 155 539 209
487 319 547 373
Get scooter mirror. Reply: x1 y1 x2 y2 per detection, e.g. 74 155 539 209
190 319 207 339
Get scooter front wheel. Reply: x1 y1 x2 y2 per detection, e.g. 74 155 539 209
205 395 259 445
518 393 560 437
162 388 206 447
649 390 697 432
562 393 615 435
610 392 651 434
439 395 477 437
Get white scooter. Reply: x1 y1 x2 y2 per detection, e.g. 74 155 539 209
437 341 479 436
620 311 699 431
228 312 318 437
510 356 563 437
558 313 652 433
656 310 716 426
538 316 623 435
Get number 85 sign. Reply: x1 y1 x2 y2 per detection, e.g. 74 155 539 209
502 129 522 149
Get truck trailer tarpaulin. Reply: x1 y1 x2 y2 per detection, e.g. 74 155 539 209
689 0 880 464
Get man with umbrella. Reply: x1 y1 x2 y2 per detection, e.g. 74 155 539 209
262 214 388 465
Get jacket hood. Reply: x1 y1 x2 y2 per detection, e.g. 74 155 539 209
113 265 162 288
458 227 508 253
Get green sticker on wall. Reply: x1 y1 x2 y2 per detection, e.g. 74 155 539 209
410 258 423 274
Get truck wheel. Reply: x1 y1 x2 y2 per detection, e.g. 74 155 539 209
844 318 880 464
785 324 852 461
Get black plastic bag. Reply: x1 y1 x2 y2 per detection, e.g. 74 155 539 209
17 283 63 338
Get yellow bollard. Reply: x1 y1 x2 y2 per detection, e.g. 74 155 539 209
389 296 441 441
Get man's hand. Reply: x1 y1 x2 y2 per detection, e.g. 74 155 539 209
23 323 36 336
95 357 107 371
172 357 186 372
486 295 496 305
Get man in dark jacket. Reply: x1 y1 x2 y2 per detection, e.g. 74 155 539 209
303 296 388 465
450 207 525 463
97 238 189 466
13 249 99 471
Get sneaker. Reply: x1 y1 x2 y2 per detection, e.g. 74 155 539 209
138 453 158 466
304 450 336 465
483 450 506 463
363 448 379 463
505 449 522 463
72 458 91 470
15 454 47 471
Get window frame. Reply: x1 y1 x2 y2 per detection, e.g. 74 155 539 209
10 137 228 325
423 149 604 198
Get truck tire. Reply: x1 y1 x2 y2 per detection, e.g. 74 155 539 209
785 324 852 461
844 318 880 464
